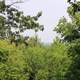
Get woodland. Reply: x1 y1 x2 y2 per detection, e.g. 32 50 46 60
0 0 80 80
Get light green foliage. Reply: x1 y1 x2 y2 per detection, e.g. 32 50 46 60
55 1 80 42
0 39 72 80
0 40 27 80
54 17 79 41
55 17 74 37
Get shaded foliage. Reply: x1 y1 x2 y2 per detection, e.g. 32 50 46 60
55 0 80 80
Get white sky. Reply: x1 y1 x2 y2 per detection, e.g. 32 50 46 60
7 0 69 43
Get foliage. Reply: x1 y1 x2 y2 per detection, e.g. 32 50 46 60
0 38 72 80
0 0 44 46
64 39 80 80
54 0 80 79
55 1 80 42
0 0 80 80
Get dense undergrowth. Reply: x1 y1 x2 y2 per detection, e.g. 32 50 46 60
0 39 72 80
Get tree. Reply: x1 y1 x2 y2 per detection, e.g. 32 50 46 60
54 0 80 79
55 1 80 42
0 0 44 46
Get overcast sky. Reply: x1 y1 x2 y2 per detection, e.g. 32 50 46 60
7 0 69 43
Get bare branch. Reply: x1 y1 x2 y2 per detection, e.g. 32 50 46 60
9 1 24 7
